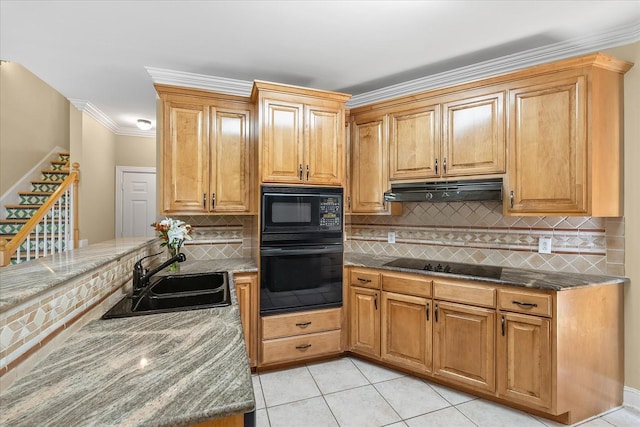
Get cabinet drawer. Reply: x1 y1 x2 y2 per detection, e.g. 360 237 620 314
382 272 432 298
261 329 342 365
261 308 342 340
498 289 552 317
434 279 496 308
350 268 381 289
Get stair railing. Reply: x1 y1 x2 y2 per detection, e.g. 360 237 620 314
0 163 80 267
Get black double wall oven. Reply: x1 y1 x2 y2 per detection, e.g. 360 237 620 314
260 186 343 316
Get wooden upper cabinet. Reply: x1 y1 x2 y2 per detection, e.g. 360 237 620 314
505 56 632 216
210 107 252 213
252 81 350 186
350 117 390 214
163 101 209 213
442 91 505 177
386 89 505 182
506 72 587 215
306 105 344 185
389 105 440 180
156 85 254 215
261 99 304 183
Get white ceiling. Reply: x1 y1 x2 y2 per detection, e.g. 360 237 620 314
1 1 639 136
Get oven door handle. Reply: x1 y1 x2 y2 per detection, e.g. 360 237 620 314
261 245 343 256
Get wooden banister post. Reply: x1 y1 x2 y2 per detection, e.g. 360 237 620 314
0 238 8 267
72 162 80 249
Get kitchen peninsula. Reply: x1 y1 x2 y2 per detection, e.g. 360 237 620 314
0 240 257 427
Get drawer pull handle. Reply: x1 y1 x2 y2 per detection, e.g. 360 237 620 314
296 344 312 350
295 321 312 328
435 303 439 322
374 294 378 310
512 300 538 308
426 303 430 321
357 277 372 283
501 315 505 336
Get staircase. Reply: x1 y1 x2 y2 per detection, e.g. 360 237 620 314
0 152 79 266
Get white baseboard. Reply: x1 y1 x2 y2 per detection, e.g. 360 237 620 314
625 386 640 412
0 146 67 218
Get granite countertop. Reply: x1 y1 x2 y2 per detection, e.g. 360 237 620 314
0 237 156 313
345 253 628 291
0 258 258 427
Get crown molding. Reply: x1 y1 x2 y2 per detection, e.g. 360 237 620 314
68 99 119 133
68 99 155 138
115 127 156 138
73 22 639 134
347 21 640 107
145 66 253 97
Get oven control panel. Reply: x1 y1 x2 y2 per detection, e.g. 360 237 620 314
320 197 341 227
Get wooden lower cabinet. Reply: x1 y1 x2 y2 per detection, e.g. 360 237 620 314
259 307 342 366
234 273 258 368
497 311 552 409
381 292 432 373
343 266 623 424
348 286 380 358
433 300 496 393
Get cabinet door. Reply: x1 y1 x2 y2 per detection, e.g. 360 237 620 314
506 73 587 214
381 292 432 373
210 107 252 213
162 101 208 213
433 301 496 392
305 105 344 186
389 106 440 180
498 312 551 409
442 91 505 177
349 286 380 357
350 118 389 214
235 273 258 368
261 99 304 183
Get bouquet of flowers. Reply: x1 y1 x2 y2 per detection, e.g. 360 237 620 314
151 217 192 271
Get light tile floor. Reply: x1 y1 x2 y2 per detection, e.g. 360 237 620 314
252 357 640 427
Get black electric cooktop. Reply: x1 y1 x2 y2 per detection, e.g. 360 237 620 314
383 257 503 280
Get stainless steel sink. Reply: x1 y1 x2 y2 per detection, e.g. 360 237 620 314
102 272 230 319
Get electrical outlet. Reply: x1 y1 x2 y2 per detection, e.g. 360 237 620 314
388 231 396 244
538 237 552 254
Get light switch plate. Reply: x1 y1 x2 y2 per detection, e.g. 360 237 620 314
388 231 396 244
538 237 552 254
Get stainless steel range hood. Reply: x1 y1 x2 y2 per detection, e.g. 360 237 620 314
383 178 503 203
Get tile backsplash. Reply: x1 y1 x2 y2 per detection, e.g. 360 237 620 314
174 215 253 260
347 201 625 276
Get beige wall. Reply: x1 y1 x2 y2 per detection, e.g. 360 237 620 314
115 134 156 167
76 114 117 244
603 42 640 390
0 62 70 195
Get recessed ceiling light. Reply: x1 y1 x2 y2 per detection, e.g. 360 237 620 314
136 119 152 130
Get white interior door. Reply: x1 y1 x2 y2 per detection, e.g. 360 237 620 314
116 166 157 238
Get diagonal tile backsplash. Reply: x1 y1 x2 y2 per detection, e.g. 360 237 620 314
347 201 624 275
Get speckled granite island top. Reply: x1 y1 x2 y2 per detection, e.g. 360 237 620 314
345 253 628 290
0 258 257 427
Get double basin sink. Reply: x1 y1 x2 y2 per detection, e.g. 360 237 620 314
102 272 231 319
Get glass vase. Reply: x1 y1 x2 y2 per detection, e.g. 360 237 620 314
167 245 180 273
